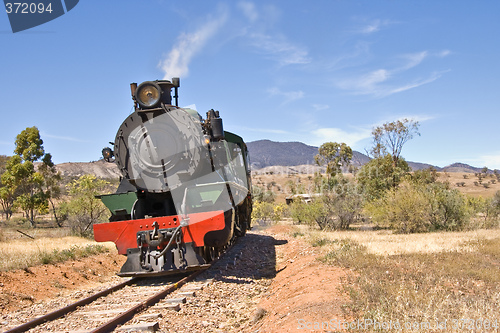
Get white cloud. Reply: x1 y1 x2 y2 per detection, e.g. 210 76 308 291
159 11 228 79
400 51 428 70
479 153 500 170
338 69 390 93
437 49 451 57
268 87 304 104
311 127 371 148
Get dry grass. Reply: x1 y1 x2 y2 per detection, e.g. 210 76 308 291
0 236 116 271
304 227 500 255
439 172 500 198
289 225 500 332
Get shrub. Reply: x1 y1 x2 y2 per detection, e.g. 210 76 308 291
252 185 276 203
289 176 364 230
367 182 432 233
367 181 470 233
289 198 327 228
429 182 469 231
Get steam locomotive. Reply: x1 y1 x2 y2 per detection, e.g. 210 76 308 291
93 78 252 276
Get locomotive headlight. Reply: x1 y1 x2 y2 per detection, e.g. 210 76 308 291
135 81 162 108
102 147 114 162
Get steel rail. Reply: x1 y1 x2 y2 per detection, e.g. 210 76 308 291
92 239 239 333
90 267 209 333
4 277 140 333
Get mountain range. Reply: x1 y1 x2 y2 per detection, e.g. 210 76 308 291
246 139 485 173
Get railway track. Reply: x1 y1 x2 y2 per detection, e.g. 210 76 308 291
3 268 211 333
2 238 246 333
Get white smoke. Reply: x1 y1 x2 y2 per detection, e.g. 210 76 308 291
159 12 227 79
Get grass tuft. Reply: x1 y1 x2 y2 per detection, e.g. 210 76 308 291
38 244 109 266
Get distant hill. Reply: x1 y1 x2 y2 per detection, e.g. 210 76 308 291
247 139 436 171
246 140 319 168
55 160 121 179
442 163 486 174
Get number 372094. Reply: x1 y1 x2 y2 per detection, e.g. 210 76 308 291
5 3 54 14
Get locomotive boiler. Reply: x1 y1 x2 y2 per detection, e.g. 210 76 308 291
93 78 252 276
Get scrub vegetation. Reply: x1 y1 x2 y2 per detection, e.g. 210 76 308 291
252 118 500 233
287 226 500 331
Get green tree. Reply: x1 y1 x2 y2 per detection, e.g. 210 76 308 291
357 154 410 201
0 127 60 226
3 127 55 226
62 175 110 236
0 156 16 220
371 118 420 165
14 127 44 162
38 153 63 226
315 142 353 181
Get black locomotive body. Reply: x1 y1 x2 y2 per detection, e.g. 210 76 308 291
93 78 252 276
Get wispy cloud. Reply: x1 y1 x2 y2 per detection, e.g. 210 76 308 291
247 32 310 66
383 114 436 124
400 51 428 70
336 50 451 97
159 9 228 79
312 104 330 111
42 132 88 143
356 19 393 34
237 2 310 66
268 87 304 104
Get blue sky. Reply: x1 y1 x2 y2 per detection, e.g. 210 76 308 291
1 1 500 169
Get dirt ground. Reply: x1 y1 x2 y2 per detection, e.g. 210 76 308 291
0 225 350 332
0 252 126 314
255 225 349 332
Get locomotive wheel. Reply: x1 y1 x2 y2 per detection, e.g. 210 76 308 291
203 246 218 263
235 219 247 237
235 201 249 237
